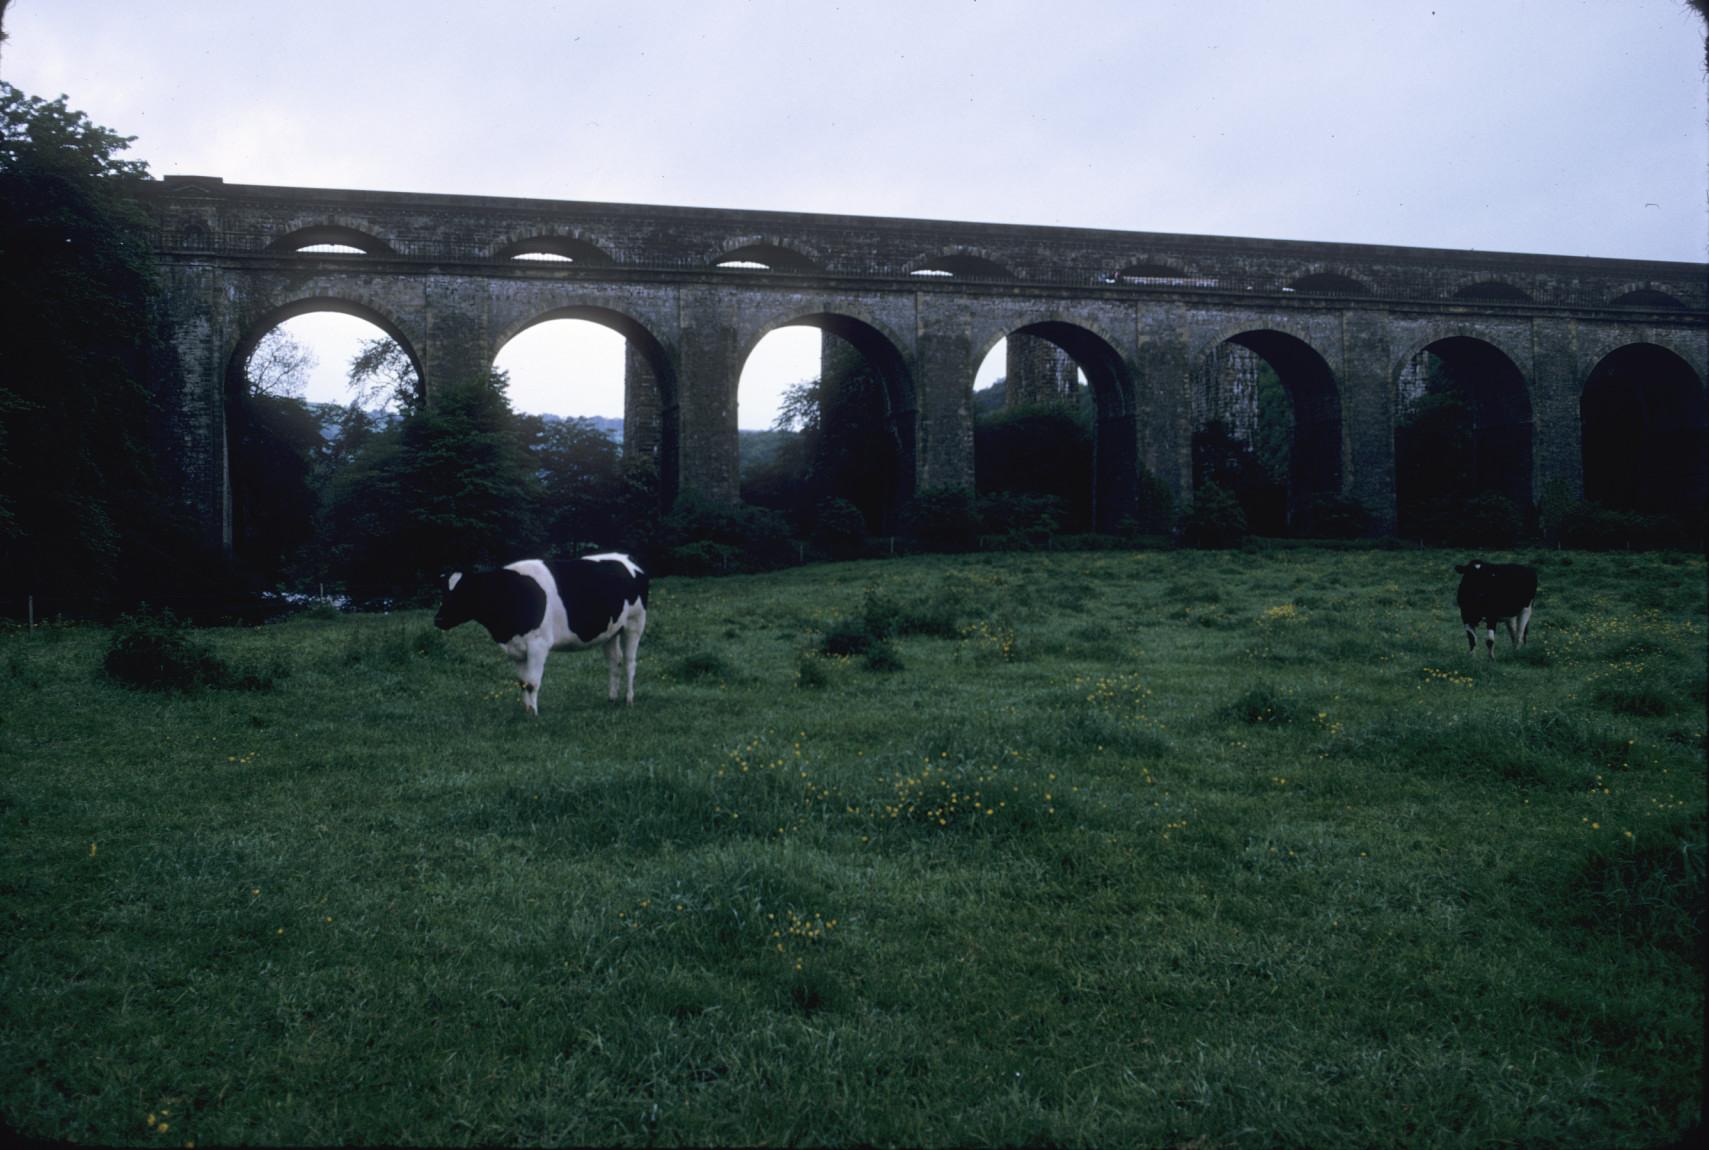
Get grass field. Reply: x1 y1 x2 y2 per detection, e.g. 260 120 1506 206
2 547 1703 1148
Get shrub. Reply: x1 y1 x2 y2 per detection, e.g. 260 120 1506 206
794 653 830 689
903 486 977 551
822 617 877 657
1558 501 1692 551
659 494 794 573
977 492 1064 546
1181 482 1248 549
1298 495 1371 539
1224 683 1302 726
861 639 905 673
1453 492 1521 548
811 498 869 558
103 608 228 692
676 651 736 683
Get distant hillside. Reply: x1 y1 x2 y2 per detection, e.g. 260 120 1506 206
534 412 624 443
307 404 624 445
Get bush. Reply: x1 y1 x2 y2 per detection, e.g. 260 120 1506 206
822 617 878 657
861 638 905 673
1181 482 1248 549
1224 684 1303 726
103 608 228 692
1298 495 1371 539
658 494 794 573
676 651 736 683
794 653 830 689
977 492 1064 547
1559 501 1693 551
1453 492 1521 548
811 498 869 558
903 486 977 551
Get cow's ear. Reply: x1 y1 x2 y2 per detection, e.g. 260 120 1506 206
1454 564 1468 574
447 572 463 591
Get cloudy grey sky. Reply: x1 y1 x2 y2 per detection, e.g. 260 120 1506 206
5 0 1705 421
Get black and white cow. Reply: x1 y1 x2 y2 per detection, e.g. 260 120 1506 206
434 553 648 712
1454 558 1537 658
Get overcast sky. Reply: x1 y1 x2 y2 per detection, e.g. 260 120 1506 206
6 0 1705 422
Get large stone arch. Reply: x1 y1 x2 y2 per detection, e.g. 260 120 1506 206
1190 326 1345 533
735 309 918 532
226 295 426 402
1580 342 1707 516
497 304 681 503
968 317 1142 532
1392 334 1534 537
219 295 427 558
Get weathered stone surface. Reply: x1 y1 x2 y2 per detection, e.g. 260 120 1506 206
141 177 1708 548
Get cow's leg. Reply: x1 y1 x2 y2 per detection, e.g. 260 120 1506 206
1485 626 1496 659
1504 615 1520 648
1465 623 1478 654
518 640 549 715
1518 604 1532 645
605 636 622 703
621 605 646 705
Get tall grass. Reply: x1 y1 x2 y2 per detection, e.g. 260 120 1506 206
1 547 1702 1147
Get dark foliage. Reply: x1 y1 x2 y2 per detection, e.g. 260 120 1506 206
1297 495 1372 540
102 607 284 692
321 370 541 602
230 392 325 586
902 486 978 551
974 401 1093 533
654 493 794 574
1192 419 1286 536
1181 482 1249 549
0 83 210 617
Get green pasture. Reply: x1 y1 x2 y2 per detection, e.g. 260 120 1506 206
2 547 1703 1147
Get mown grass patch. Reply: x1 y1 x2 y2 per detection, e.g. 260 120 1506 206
1 546 1702 1147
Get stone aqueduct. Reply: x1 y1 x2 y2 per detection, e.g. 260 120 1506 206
141 176 1708 550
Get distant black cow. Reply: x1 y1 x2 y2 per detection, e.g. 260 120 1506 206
1453 558 1537 658
434 553 649 712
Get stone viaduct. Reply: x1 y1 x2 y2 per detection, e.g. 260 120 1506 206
141 176 1708 550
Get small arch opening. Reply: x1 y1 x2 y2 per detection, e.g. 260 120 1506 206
269 225 393 255
738 316 914 538
1610 289 1686 309
716 243 818 273
909 253 1012 279
495 236 614 265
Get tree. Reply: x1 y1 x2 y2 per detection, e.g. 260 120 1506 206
1395 390 1474 542
976 400 1094 534
0 82 198 616
230 391 324 584
245 327 316 399
345 335 421 413
524 415 625 553
321 365 540 601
